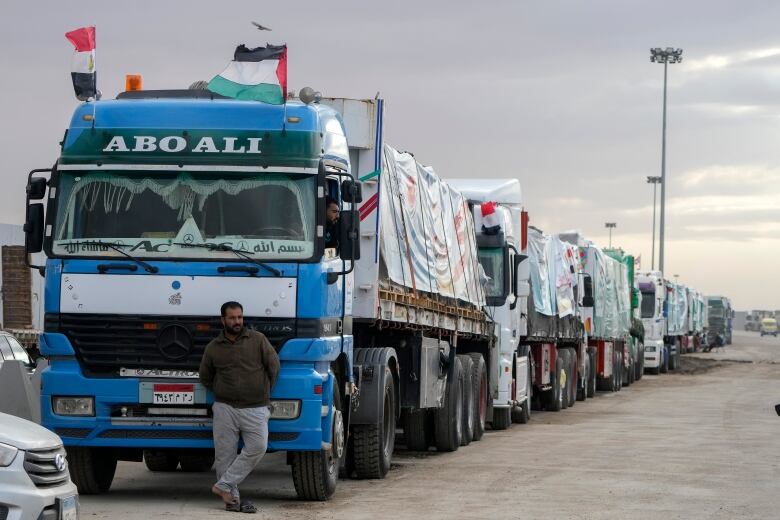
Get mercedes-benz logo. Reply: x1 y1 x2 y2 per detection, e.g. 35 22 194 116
183 233 194 244
157 324 193 361
55 453 67 472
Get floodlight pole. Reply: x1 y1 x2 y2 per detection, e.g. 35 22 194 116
647 176 661 270
650 47 683 274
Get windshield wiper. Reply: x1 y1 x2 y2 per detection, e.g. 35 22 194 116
173 242 281 277
73 240 159 273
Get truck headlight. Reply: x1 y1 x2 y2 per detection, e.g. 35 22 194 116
270 400 300 420
53 397 95 416
0 442 18 467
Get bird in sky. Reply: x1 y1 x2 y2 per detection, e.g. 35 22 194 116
252 21 272 31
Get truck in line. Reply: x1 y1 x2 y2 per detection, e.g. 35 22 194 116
22 85 686 502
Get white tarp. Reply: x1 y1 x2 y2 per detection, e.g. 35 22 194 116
379 145 484 307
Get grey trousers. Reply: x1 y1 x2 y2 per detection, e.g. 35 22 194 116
212 401 270 498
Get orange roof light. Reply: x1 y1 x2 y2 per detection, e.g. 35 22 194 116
125 74 143 92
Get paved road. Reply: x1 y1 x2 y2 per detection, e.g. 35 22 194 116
80 331 780 519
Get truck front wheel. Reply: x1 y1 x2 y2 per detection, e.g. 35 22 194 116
66 447 117 494
292 383 343 500
468 353 488 440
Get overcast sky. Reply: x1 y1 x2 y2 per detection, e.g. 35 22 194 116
2 0 779 310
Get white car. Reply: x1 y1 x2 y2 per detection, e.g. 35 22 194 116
0 412 79 520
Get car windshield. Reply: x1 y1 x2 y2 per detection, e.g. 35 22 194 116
640 291 655 318
52 171 317 260
478 247 505 298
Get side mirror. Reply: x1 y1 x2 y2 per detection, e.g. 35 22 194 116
341 179 363 203
27 177 48 200
513 254 529 297
339 209 361 261
24 203 44 253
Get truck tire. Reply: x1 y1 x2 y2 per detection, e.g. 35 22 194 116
292 383 343 500
353 366 395 478
492 406 511 430
660 348 669 373
457 355 475 446
567 349 577 408
66 447 117 494
435 356 463 450
587 351 596 398
179 451 215 472
468 353 488 441
403 409 431 451
624 357 632 387
558 349 570 409
546 355 564 411
143 450 179 472
577 354 589 402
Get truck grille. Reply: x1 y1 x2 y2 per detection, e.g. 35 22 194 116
23 446 69 488
46 313 296 375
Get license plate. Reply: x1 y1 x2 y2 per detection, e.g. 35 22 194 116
152 384 194 405
60 494 78 520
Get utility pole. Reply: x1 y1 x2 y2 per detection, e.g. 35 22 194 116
650 47 683 273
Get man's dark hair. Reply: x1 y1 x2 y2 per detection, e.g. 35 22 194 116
326 196 339 208
221 301 243 317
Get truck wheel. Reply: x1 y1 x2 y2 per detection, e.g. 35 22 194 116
66 447 117 494
567 349 577 407
660 349 669 373
492 406 511 430
143 450 179 472
435 356 463 450
577 355 589 401
292 383 343 500
624 358 632 387
468 353 488 441
353 366 395 478
587 351 596 398
546 355 564 411
179 451 215 472
457 355 475 446
403 409 430 451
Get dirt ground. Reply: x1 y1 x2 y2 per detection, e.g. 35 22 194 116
80 330 780 519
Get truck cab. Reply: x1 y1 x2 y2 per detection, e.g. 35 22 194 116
637 271 667 374
449 179 531 427
23 90 362 500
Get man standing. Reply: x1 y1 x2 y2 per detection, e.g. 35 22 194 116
200 301 280 513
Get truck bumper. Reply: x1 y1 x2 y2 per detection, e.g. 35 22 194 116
41 359 333 453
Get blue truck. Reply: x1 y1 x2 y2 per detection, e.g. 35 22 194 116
23 88 512 500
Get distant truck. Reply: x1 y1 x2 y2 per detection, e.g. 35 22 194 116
637 271 680 373
707 296 733 346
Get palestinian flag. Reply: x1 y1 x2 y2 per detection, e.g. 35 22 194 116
65 26 97 100
208 44 287 104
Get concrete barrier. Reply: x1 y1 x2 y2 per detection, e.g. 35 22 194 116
0 360 39 423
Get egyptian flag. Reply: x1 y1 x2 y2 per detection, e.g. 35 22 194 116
65 26 97 100
208 44 287 104
481 201 502 235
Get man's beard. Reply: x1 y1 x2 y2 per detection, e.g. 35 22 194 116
224 323 242 335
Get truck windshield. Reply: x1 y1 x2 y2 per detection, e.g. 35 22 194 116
478 247 505 298
640 291 655 318
52 171 316 260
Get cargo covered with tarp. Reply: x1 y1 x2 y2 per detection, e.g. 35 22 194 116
526 227 581 341
378 145 485 308
580 245 630 340
665 282 686 336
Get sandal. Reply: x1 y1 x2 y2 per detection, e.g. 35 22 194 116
239 501 257 514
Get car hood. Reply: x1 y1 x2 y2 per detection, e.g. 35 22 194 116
0 412 63 451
